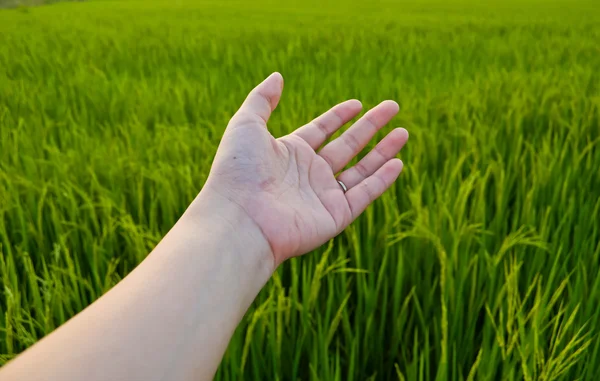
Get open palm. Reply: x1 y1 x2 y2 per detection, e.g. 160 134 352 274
203 73 408 266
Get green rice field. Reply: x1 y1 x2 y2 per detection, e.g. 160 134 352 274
1 0 600 379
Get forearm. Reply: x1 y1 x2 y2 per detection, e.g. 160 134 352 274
0 194 274 381
0 72 406 381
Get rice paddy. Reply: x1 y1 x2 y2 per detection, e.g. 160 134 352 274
1 0 600 379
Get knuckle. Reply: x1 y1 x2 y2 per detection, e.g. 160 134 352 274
320 153 335 169
232 111 264 126
313 119 329 137
257 89 274 108
331 108 345 124
364 115 378 132
374 145 388 160
354 161 369 178
361 180 375 201
343 132 361 152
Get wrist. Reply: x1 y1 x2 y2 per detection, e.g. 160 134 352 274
179 188 277 278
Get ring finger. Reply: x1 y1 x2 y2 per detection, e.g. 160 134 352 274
336 127 408 190
318 100 399 174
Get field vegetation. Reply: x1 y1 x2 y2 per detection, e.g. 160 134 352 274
1 0 600 379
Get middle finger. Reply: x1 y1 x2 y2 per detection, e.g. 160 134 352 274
318 100 399 174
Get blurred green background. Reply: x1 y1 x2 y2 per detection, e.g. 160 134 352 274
1 0 599 379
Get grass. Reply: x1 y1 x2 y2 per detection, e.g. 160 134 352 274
0 0 83 9
1 0 600 379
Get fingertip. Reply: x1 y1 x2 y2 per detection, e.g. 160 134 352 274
240 72 284 121
391 158 404 171
384 100 400 113
268 72 284 89
384 128 409 151
395 127 409 141
270 71 283 79
348 99 363 109
383 158 403 181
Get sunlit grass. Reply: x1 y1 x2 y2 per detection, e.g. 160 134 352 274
1 0 599 379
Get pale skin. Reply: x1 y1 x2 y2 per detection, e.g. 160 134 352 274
0 72 409 380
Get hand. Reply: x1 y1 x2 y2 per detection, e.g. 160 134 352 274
0 72 408 381
200 72 408 267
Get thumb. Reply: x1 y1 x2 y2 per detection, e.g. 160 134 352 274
234 72 284 125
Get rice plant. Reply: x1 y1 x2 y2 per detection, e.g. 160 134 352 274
1 0 599 379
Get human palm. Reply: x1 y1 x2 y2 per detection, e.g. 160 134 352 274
203 73 408 266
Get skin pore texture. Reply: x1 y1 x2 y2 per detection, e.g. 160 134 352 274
0 72 408 381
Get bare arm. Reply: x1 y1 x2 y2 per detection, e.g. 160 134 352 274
0 73 408 381
0 199 273 380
